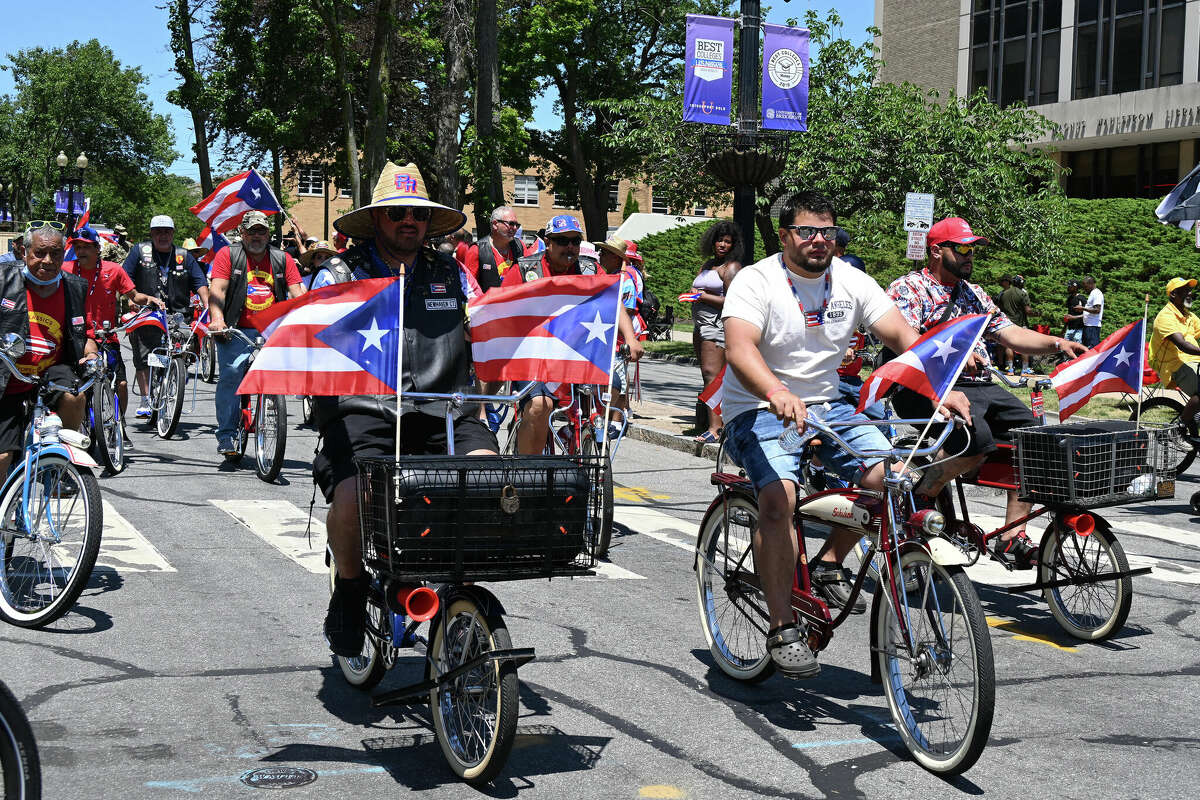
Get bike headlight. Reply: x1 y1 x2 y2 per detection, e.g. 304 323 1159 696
910 509 946 537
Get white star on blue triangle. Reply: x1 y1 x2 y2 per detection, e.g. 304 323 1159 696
314 282 402 390
543 282 621 373
1094 320 1143 384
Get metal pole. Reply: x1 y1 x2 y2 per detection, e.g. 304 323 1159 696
734 0 760 265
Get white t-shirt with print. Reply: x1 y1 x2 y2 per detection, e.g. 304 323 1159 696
1084 288 1104 326
721 254 894 421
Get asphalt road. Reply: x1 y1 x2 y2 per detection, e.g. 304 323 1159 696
3 366 1200 799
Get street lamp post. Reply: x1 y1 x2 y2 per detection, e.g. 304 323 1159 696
56 151 88 231
733 0 761 263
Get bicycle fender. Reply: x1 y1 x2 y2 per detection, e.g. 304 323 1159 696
442 584 507 619
926 535 972 567
42 442 99 470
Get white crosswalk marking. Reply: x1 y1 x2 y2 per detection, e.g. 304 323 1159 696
210 499 326 574
97 500 175 572
584 560 645 580
614 505 695 552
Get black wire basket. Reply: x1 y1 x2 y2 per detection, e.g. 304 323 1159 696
1012 420 1181 508
356 454 603 583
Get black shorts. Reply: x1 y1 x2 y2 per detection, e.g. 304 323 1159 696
892 382 1033 457
130 328 162 371
0 364 81 454
313 412 498 502
1172 364 1200 397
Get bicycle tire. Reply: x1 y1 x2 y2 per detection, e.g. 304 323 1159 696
91 378 124 475
428 597 519 786
581 434 614 559
0 457 103 628
1130 396 1195 473
200 337 217 383
300 396 314 426
329 559 387 690
695 494 774 683
874 550 994 775
254 395 287 483
1039 520 1132 641
0 679 41 800
155 358 185 439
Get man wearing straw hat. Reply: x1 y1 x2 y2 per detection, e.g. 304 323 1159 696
317 161 498 658
1150 277 1200 442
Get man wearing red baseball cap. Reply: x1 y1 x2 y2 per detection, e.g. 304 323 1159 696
886 216 1087 568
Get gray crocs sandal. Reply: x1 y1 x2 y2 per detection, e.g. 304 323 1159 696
766 624 820 679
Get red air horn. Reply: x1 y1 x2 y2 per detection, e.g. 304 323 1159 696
1064 513 1095 537
392 584 439 622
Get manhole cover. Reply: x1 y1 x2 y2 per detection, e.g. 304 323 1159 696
240 767 318 789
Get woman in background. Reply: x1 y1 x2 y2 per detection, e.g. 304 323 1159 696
691 220 742 443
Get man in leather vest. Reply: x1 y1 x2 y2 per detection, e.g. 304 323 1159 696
501 214 642 455
0 223 98 476
207 210 306 457
121 215 210 418
463 205 524 294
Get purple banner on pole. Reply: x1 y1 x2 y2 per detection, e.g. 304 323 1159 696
683 14 734 126
54 191 86 215
761 24 810 131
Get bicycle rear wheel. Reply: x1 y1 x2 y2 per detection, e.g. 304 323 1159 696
0 457 103 627
254 395 287 483
0 679 41 800
91 378 124 474
329 558 387 690
428 597 519 786
581 434 613 559
155 358 185 439
874 549 994 775
695 494 774 683
199 337 217 383
1131 396 1195 473
1039 520 1131 641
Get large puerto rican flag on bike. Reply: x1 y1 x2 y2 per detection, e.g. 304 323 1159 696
858 314 989 413
190 168 282 235
1050 319 1144 421
236 278 402 396
469 274 622 384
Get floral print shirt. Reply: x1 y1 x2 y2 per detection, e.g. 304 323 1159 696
886 268 1012 371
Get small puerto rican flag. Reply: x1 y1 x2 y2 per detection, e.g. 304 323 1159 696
1 298 14 310
699 367 724 415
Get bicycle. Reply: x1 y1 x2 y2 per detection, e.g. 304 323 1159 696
330 384 604 785
214 328 287 483
0 678 40 799
145 311 194 440
698 412 995 775
1126 381 1197 475
0 334 104 628
84 320 126 475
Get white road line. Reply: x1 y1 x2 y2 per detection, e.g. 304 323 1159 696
613 505 695 552
583 561 646 580
209 499 325 574
97 500 175 573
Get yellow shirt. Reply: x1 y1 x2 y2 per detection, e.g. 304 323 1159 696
1149 303 1200 387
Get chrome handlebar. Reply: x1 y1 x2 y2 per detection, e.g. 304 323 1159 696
802 413 962 461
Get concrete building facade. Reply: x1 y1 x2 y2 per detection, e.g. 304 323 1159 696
876 0 1200 198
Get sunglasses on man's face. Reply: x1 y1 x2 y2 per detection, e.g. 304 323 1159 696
385 206 432 223
548 236 582 247
494 219 519 228
939 242 976 256
782 225 839 242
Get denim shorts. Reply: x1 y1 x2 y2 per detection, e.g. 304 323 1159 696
723 402 891 491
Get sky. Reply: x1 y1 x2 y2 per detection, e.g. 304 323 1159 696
0 1 876 181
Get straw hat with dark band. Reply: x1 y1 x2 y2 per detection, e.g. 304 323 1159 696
300 240 338 269
333 161 467 240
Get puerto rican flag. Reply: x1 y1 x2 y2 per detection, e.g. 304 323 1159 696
74 199 90 231
122 308 168 334
678 291 702 303
858 314 989 413
190 169 282 235
191 307 210 340
237 278 402 396
469 274 622 384
699 367 724 415
1050 319 1143 421
196 225 230 264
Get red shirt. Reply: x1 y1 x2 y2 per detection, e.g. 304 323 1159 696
210 248 302 327
62 259 136 337
499 255 581 289
454 240 469 265
8 285 65 394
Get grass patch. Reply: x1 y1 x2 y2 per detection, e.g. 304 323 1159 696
645 340 694 357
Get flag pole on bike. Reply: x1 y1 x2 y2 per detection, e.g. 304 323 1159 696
1136 292 1150 428
857 311 994 472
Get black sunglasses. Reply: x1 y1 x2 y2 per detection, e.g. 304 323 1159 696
782 225 839 242
385 206 432 222
547 236 582 247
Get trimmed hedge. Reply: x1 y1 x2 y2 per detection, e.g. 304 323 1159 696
639 199 1200 335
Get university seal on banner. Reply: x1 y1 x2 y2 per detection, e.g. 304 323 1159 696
767 48 803 89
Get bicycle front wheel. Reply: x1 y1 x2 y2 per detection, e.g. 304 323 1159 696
695 494 774 683
254 395 287 483
155 358 185 439
0 680 41 800
580 434 613 559
1131 396 1195 473
428 597 519 786
200 337 217 383
91 378 124 474
874 549 994 775
0 457 103 627
1040 519 1132 641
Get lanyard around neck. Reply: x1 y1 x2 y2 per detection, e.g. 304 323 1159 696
780 255 831 328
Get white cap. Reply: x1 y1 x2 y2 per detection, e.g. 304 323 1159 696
149 214 175 230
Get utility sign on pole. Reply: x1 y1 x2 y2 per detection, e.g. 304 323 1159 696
903 192 935 260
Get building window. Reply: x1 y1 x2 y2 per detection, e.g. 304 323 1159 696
969 0 1061 107
1074 0 1186 100
338 186 352 199
1065 140 1180 198
693 205 708 217
297 166 324 197
608 183 620 212
513 175 539 207
650 191 669 215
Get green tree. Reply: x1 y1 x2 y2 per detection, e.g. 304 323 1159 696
167 0 215 197
622 187 640 220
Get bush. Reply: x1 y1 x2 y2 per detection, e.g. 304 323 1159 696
640 199 1200 336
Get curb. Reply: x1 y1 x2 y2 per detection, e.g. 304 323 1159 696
645 350 699 367
625 421 719 461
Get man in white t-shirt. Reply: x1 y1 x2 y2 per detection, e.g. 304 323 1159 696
1082 275 1104 347
721 191 970 679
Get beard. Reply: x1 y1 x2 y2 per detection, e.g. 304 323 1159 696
244 239 268 256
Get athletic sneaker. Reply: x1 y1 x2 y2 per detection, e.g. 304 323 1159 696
324 573 370 657
992 532 1038 569
766 623 820 678
135 399 151 418
811 562 867 614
